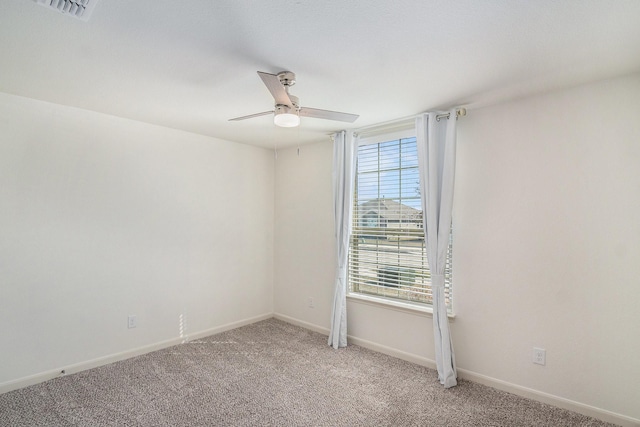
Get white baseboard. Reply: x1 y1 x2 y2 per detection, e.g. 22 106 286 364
273 313 330 335
273 312 639 427
273 313 438 369
183 312 273 342
0 312 273 395
4 311 638 426
347 335 438 371
456 368 640 427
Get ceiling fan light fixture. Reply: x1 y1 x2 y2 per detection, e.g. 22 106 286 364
273 106 300 128
228 71 359 125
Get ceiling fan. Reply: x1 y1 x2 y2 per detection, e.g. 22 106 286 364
229 71 359 127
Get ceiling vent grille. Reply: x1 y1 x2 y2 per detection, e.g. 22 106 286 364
33 0 100 21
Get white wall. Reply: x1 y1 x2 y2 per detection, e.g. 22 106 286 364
0 93 274 387
273 73 640 423
274 143 336 328
454 72 640 421
2 72 638 422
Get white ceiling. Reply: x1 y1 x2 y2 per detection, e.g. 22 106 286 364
1 0 640 149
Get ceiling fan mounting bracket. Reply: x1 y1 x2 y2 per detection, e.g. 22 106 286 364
277 71 296 87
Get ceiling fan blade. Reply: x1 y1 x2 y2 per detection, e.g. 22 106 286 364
257 71 292 107
299 107 359 123
228 110 273 121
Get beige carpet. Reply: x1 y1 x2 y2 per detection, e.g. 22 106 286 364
0 318 614 426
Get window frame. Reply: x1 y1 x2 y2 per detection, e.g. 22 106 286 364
347 128 454 315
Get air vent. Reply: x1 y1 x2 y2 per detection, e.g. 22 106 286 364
33 0 100 21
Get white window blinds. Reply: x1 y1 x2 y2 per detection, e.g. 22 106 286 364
349 136 452 308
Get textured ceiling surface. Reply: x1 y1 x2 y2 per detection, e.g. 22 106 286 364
1 0 640 148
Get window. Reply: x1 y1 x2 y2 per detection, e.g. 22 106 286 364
348 131 453 309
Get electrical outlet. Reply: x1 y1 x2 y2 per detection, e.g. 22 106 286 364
128 315 137 329
307 297 314 308
533 347 546 365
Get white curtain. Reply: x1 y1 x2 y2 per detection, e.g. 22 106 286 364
328 130 357 349
416 111 458 388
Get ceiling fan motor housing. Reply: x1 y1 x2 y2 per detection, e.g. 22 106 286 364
287 94 300 109
274 104 295 115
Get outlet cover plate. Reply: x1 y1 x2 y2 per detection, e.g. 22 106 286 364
128 315 137 329
533 347 546 365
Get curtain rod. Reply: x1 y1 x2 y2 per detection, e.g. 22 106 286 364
353 108 467 137
436 108 467 122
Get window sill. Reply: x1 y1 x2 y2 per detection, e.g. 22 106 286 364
346 293 456 320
